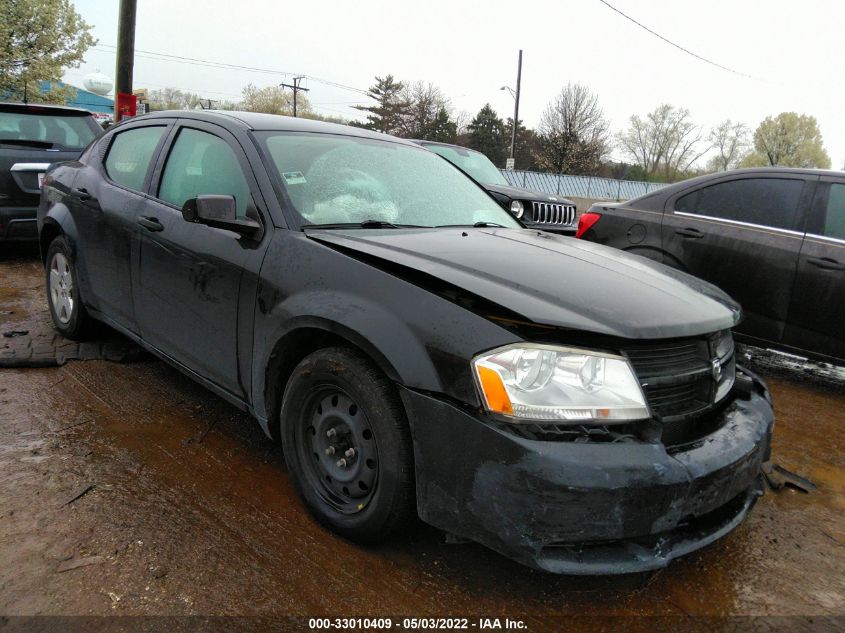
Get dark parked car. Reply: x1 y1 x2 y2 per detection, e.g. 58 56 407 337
577 168 845 364
38 111 773 574
411 140 578 235
1 102 101 241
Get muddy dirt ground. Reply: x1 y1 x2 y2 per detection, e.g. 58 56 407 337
1 244 844 632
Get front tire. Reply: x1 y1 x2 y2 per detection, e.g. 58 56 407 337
45 236 93 340
280 347 415 543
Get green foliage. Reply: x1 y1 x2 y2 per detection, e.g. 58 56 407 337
420 106 457 143
503 118 541 171
467 104 507 168
0 0 95 102
742 113 831 169
353 74 408 134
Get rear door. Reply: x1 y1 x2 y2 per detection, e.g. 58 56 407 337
784 177 845 361
70 121 171 333
660 174 812 344
133 120 265 396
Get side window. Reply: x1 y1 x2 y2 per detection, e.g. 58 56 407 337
158 128 251 217
675 178 804 230
104 126 166 192
822 183 845 240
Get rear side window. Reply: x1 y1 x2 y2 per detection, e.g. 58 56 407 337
104 126 166 192
0 109 99 150
158 128 251 217
823 183 845 240
675 178 804 230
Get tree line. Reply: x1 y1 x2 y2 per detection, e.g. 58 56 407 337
350 75 833 181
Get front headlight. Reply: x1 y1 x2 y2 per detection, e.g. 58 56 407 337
472 344 649 424
510 200 524 219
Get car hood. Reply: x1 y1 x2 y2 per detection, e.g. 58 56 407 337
306 228 741 340
484 182 575 206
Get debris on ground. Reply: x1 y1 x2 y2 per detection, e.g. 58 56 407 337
762 461 818 493
56 556 105 573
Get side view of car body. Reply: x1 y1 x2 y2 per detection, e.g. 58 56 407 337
38 111 773 574
411 139 578 235
578 167 845 364
0 102 101 241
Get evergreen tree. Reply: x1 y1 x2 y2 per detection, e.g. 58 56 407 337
353 74 408 135
466 104 507 167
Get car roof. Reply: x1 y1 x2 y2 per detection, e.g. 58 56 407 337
135 110 418 146
0 101 96 116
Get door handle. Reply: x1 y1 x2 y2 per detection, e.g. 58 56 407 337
675 227 704 239
137 216 164 232
806 256 845 271
72 187 92 202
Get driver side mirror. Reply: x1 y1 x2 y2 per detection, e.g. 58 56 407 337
181 195 261 238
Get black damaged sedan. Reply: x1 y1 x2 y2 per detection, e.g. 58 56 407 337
37 111 773 574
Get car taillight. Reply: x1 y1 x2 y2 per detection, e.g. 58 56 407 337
575 212 602 239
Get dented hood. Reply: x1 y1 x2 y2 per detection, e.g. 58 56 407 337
306 228 741 339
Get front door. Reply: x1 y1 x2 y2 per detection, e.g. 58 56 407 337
660 174 811 344
784 177 845 361
133 122 263 396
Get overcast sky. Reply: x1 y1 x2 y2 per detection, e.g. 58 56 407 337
65 0 844 170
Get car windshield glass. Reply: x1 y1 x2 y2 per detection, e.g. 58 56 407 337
258 131 520 228
423 143 509 185
0 110 98 150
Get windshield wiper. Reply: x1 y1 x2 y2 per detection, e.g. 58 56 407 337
435 221 508 228
304 220 426 230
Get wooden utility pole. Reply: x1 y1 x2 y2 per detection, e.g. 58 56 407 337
509 49 523 161
115 0 137 121
280 76 309 117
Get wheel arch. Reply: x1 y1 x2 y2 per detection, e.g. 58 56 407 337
259 319 403 443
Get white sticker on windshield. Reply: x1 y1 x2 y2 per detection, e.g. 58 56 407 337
282 171 306 185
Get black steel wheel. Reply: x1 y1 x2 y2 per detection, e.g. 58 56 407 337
280 347 415 543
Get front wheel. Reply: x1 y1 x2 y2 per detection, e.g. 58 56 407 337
45 236 94 340
280 347 415 543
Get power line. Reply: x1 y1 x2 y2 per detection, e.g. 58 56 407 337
93 44 372 96
280 76 309 117
596 0 760 80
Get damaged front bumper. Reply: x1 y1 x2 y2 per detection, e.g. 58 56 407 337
400 366 773 575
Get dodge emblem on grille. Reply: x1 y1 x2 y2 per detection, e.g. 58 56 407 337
711 358 722 382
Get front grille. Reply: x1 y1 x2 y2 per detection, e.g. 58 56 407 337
623 334 734 426
531 201 576 226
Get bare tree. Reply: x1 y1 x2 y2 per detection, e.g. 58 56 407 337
537 83 610 175
619 104 707 181
707 119 750 171
394 81 453 139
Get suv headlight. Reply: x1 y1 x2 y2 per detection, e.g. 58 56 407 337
472 344 649 424
510 200 524 218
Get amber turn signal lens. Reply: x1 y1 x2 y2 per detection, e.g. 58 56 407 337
476 365 513 415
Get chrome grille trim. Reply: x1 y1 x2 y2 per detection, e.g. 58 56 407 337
531 201 576 226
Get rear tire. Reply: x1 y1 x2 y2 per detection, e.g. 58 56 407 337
280 346 415 543
45 236 94 340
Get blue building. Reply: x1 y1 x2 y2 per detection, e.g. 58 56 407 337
39 81 114 117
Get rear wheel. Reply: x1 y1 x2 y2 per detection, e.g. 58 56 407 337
280 347 415 543
45 236 93 340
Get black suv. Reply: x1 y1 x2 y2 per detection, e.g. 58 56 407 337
412 140 578 235
1 102 101 241
577 167 845 364
38 111 773 574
